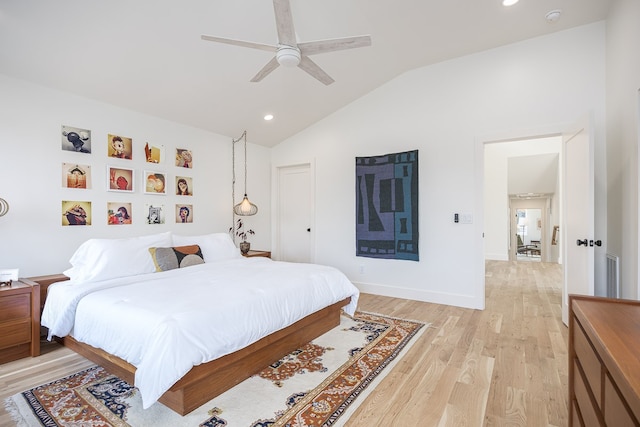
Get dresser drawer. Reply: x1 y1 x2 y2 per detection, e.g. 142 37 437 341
0 293 31 322
0 318 31 348
604 374 639 426
574 318 602 408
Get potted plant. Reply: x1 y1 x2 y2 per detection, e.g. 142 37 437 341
230 218 255 254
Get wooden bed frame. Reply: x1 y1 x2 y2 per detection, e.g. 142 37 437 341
26 274 351 416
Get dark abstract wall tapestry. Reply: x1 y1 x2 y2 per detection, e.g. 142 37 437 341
356 150 419 261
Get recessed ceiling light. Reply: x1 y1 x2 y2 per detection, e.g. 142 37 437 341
502 0 519 6
264 114 274 121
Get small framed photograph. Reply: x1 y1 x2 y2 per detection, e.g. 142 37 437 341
175 148 193 168
62 201 91 226
144 142 163 164
176 176 193 196
176 204 193 223
107 166 134 192
108 134 133 159
146 204 165 224
61 125 91 153
62 163 92 189
107 202 132 225
144 171 167 195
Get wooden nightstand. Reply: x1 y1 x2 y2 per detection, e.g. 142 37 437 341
0 279 40 364
25 273 70 313
242 250 271 258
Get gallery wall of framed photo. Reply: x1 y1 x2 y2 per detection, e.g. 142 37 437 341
61 125 198 227
0 73 271 277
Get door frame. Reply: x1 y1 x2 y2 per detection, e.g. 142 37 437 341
272 161 316 262
475 123 570 309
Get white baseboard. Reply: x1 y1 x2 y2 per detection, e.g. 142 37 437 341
351 281 484 310
485 252 509 261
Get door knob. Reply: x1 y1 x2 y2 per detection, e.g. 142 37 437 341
590 240 602 247
307 228 311 232
576 239 588 246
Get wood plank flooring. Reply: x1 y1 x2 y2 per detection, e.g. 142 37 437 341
0 260 567 426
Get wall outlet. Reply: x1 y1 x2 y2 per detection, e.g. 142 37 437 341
359 265 365 274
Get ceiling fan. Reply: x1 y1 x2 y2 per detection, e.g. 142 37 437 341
201 0 372 85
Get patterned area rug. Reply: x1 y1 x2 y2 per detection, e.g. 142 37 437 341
5 312 425 427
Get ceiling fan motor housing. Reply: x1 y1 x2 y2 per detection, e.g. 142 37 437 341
276 45 301 67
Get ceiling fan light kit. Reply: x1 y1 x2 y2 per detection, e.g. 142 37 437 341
276 45 301 67
201 0 371 85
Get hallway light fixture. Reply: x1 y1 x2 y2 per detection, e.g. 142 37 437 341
232 131 258 216
0 197 9 217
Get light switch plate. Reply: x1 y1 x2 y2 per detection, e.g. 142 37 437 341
0 268 19 284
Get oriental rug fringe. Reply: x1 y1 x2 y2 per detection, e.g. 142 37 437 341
5 311 425 427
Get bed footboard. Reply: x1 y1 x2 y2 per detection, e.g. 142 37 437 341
61 297 350 415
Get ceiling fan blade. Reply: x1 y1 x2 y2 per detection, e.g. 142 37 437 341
298 35 372 56
272 0 297 46
297 56 334 85
250 57 280 82
201 35 276 53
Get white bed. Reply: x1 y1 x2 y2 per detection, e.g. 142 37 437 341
40 232 359 414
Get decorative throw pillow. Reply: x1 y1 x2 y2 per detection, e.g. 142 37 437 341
149 245 205 272
171 232 241 263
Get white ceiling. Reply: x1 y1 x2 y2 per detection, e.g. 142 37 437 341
508 153 559 196
0 0 611 147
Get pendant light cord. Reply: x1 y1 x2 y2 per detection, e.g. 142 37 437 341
231 130 248 243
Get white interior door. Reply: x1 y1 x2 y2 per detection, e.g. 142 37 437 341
562 116 595 324
276 163 313 263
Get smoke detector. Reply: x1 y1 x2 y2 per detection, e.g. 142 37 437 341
545 9 562 22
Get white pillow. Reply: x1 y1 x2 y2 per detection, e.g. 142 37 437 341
64 232 172 283
172 232 240 263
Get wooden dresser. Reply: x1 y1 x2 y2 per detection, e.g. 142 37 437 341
0 279 40 364
569 295 640 426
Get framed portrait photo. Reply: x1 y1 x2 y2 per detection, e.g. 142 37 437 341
175 148 193 168
176 204 193 223
62 163 92 189
108 134 133 159
107 166 134 192
175 176 193 196
144 171 167 195
107 202 132 225
61 125 91 153
144 142 163 164
61 200 91 226
146 204 165 225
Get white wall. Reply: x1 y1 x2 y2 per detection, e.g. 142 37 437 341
484 137 561 261
0 74 271 277
271 23 606 309
606 0 640 299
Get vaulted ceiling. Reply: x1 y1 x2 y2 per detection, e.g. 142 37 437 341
0 0 611 146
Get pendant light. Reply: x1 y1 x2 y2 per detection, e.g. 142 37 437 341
232 131 258 216
0 197 8 217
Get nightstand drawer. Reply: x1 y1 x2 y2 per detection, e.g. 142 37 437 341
0 279 40 363
0 293 31 322
0 318 31 348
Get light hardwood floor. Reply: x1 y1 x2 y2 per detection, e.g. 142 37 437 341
0 260 567 426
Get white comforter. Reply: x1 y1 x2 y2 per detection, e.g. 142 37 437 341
41 257 359 409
